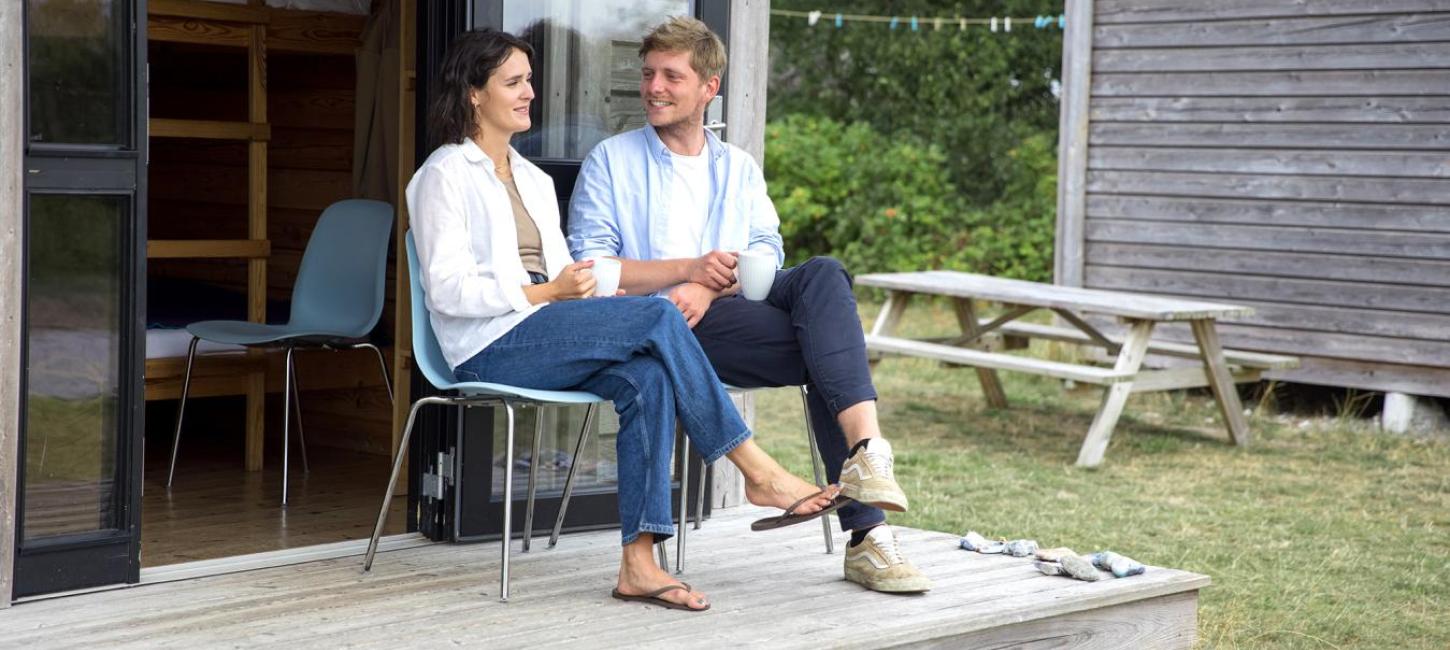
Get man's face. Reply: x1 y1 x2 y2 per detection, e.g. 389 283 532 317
640 49 718 130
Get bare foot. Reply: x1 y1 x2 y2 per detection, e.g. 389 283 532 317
617 553 709 610
744 470 838 515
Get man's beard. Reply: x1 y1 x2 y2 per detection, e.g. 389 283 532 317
651 104 705 140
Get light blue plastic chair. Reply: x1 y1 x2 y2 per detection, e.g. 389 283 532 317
363 233 740 600
166 199 396 506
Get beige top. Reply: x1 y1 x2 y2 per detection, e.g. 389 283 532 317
502 177 546 276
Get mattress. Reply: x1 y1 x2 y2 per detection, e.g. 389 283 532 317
146 328 247 360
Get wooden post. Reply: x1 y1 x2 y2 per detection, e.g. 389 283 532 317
1076 318 1153 467
725 0 770 167
708 0 772 508
244 24 269 472
1053 0 1094 288
1190 320 1252 447
953 299 1009 409
390 0 416 496
0 0 23 609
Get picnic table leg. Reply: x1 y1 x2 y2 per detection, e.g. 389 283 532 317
952 298 1008 409
868 291 911 370
1190 319 1252 447
1076 319 1155 467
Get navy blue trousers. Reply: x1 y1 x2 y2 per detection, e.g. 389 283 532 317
691 256 886 532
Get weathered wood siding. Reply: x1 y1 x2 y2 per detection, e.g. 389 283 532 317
1063 0 1450 396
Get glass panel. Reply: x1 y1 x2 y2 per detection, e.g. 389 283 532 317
23 195 125 540
505 0 693 160
27 0 128 145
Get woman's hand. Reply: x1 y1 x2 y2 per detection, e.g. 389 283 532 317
547 260 597 301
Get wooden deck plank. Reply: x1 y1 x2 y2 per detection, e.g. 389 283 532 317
1 506 1206 648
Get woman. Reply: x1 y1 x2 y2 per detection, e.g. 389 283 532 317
407 29 842 612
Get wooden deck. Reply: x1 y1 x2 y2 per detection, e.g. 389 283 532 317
1 506 1208 648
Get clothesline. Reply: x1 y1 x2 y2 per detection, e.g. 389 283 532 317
770 8 1066 31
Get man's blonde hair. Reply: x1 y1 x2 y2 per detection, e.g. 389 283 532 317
639 16 727 82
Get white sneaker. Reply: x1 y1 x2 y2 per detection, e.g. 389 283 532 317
838 438 909 512
844 526 932 593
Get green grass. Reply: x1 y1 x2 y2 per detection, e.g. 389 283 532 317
752 299 1450 649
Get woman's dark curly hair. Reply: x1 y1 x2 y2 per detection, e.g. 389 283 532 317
427 28 534 148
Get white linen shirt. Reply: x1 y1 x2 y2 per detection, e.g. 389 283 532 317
406 140 575 370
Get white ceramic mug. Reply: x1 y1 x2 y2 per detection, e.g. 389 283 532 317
736 249 777 301
590 257 622 297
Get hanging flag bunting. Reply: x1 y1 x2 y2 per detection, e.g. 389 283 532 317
771 9 1065 32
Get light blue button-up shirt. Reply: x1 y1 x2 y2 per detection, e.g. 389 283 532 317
567 125 784 268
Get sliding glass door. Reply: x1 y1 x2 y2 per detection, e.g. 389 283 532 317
14 0 147 598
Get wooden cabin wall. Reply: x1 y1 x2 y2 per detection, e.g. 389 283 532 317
148 26 395 455
1060 0 1450 398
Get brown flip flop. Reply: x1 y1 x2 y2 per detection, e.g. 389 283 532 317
611 582 710 612
750 486 852 531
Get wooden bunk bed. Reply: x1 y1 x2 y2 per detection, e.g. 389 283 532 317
144 0 387 472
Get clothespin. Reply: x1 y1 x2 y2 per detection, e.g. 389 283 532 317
990 16 998 32
1059 14 1066 28
807 10 821 26
959 17 966 30
1004 16 1012 32
910 16 919 31
934 17 943 30
835 13 843 28
889 16 899 30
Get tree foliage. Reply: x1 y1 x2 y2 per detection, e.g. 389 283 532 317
765 1 1064 280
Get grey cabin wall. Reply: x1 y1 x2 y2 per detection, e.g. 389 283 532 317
1058 0 1450 397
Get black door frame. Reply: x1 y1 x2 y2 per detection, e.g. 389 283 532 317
408 0 728 543
13 0 148 599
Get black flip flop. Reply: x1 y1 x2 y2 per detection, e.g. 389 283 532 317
750 488 853 532
611 582 710 612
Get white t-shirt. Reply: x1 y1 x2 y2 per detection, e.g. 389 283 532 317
658 148 712 260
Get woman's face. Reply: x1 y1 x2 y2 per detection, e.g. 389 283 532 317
469 47 533 138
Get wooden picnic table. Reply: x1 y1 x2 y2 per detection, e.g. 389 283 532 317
856 270 1299 467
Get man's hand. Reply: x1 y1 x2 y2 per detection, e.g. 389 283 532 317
668 282 719 328
685 250 738 292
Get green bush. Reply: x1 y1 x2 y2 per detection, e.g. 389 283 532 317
765 115 1057 281
765 0 1064 281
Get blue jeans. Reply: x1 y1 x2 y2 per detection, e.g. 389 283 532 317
691 256 887 533
454 296 751 546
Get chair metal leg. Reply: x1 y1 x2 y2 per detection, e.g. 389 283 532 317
290 356 309 474
354 342 394 403
801 385 834 554
550 403 597 548
694 454 706 530
166 336 200 488
676 433 689 574
501 402 517 602
656 539 669 570
282 346 295 506
364 396 449 571
522 406 545 553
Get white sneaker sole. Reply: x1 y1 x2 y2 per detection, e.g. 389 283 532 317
839 482 909 513
845 564 933 593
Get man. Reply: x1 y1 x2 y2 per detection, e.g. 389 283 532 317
568 16 931 594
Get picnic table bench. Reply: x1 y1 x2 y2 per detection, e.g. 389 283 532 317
856 271 1299 467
